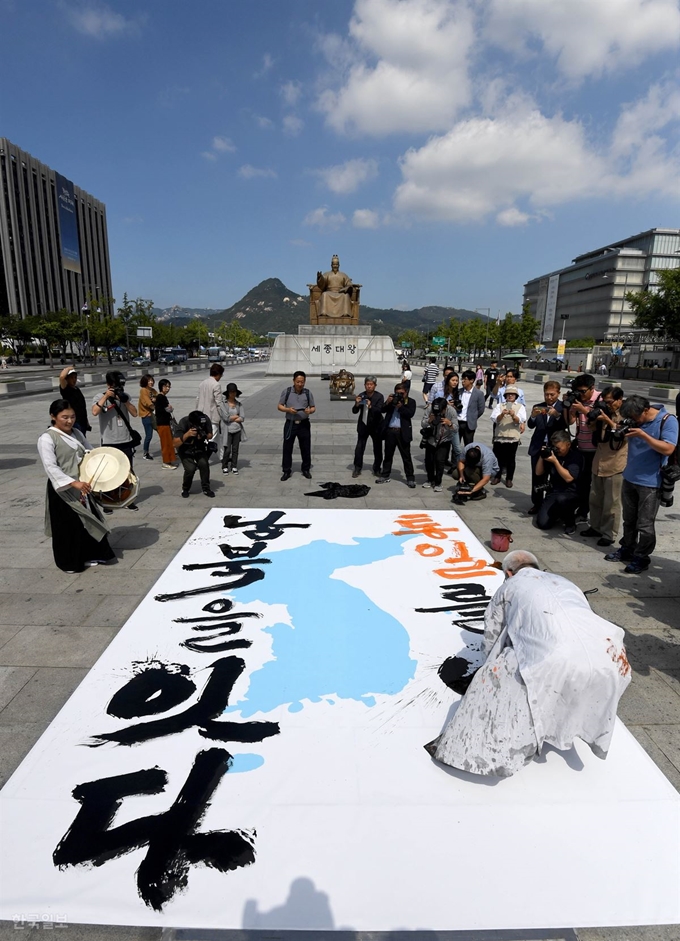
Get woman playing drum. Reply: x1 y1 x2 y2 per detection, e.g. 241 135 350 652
37 399 116 573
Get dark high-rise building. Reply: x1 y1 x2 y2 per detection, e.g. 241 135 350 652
0 138 112 320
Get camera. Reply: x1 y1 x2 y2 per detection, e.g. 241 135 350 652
457 481 473 493
611 418 635 442
661 462 680 507
112 374 130 404
540 445 556 460
431 397 447 415
392 391 405 406
589 403 611 422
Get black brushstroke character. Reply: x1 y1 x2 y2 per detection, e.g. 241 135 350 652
415 582 493 622
90 656 279 747
222 511 310 541
155 561 266 602
53 748 255 911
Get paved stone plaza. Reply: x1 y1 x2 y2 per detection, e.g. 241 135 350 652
0 363 678 941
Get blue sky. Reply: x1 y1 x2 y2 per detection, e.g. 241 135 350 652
2 0 680 315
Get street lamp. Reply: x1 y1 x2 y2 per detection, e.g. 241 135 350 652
560 314 569 340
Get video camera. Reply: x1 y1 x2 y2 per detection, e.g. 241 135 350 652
562 379 578 408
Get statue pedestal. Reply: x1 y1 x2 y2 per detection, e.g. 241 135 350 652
266 325 400 378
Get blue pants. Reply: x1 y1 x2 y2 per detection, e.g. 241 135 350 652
141 415 154 454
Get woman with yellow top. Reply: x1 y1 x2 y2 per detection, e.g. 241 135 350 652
138 374 157 461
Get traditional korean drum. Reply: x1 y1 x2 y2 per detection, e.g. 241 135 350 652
79 447 139 509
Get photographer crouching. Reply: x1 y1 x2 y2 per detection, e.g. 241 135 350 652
604 394 678 574
91 371 140 511
173 410 217 499
452 443 499 506
535 431 583 535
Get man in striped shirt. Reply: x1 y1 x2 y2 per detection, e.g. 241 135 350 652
422 357 439 404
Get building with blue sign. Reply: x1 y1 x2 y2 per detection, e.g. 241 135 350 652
0 138 112 319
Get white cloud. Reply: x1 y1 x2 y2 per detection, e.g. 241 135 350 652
317 0 474 135
303 207 347 229
315 158 378 194
353 208 381 228
280 80 302 106
254 114 274 129
392 90 680 223
485 0 680 81
254 53 274 78
611 78 680 157
201 151 218 162
283 114 304 136
65 1 144 39
496 207 531 227
212 136 236 153
238 164 277 179
290 238 313 247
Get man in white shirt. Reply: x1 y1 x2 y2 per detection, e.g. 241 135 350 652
195 364 226 460
457 370 486 445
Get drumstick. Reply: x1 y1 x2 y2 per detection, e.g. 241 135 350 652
87 455 108 489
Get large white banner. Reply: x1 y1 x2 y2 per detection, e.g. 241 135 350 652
542 273 560 343
1 509 678 931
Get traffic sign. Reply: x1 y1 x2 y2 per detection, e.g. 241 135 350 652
432 336 446 346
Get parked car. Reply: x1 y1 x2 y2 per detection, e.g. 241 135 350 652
158 352 178 365
131 356 147 367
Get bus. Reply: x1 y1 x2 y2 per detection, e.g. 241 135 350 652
208 346 227 363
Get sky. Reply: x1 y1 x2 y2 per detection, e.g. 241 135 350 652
2 0 680 316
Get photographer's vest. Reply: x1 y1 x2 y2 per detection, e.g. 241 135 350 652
494 402 523 444
44 429 109 542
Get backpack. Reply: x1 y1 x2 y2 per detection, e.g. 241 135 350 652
284 386 311 413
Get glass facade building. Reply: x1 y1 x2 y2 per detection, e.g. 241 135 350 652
0 138 112 320
523 228 680 343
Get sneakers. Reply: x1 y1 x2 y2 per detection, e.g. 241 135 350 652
624 557 650 574
126 502 139 511
84 561 99 567
376 477 391 484
422 481 432 489
162 463 177 470
203 489 215 498
605 547 632 563
564 524 576 535
433 485 443 493
407 479 416 489
222 467 230 474
575 513 589 523
352 467 361 478
181 490 190 498
142 452 153 461
581 527 601 538
231 467 238 475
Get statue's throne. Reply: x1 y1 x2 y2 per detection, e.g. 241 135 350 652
308 282 361 326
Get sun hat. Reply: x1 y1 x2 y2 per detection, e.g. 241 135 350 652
225 382 242 396
79 447 131 492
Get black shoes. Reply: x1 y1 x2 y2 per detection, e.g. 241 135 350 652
203 489 215 498
181 490 190 498
597 537 614 546
581 527 601 538
352 467 361 478
142 452 153 461
302 470 312 479
281 471 291 481
406 479 416 489
126 502 139 511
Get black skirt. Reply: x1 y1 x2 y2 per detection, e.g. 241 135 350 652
47 483 115 572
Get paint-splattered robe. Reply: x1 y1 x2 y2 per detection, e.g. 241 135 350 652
431 568 631 777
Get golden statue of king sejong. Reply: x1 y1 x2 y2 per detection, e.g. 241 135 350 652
308 255 361 325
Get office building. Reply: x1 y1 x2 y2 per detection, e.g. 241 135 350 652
0 138 112 320
523 228 680 344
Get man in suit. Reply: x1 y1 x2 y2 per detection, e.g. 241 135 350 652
457 370 486 445
351 375 385 477
526 380 567 514
195 363 225 460
376 382 417 488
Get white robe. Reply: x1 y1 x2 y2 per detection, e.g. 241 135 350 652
433 568 631 777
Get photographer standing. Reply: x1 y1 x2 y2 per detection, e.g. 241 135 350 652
173 410 216 498
581 386 626 547
564 373 600 521
91 371 139 511
535 431 583 535
421 397 458 491
527 381 566 513
605 395 678 574
490 388 526 487
377 383 416 487
278 370 316 480
351 376 384 478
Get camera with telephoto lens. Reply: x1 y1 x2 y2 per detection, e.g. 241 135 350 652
457 481 473 493
562 380 578 408
540 444 556 460
111 373 129 404
611 418 635 442
392 391 405 406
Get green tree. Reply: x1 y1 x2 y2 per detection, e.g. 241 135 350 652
183 319 211 355
219 321 255 351
397 328 426 350
626 268 680 341
498 312 520 354
515 304 542 350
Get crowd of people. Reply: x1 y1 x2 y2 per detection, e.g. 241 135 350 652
38 361 678 581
